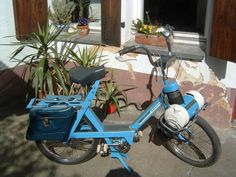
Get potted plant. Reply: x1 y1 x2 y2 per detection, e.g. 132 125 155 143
68 46 105 68
76 0 91 36
10 22 73 98
96 78 128 116
49 0 76 31
96 72 136 117
132 11 167 47
77 17 89 36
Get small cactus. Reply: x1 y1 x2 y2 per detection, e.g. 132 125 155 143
49 0 76 25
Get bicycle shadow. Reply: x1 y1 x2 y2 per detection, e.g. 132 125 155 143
105 168 142 177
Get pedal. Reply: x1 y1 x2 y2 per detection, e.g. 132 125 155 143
138 130 143 137
96 144 101 154
133 131 143 142
103 144 108 154
97 143 109 156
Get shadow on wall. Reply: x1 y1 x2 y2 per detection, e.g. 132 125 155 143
0 61 29 119
205 55 227 80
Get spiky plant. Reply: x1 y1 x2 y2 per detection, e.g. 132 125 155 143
10 23 75 98
76 0 91 18
68 46 105 67
49 0 76 25
96 78 128 117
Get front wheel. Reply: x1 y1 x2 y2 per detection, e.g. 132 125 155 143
165 116 221 167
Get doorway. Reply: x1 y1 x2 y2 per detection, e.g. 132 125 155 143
144 0 207 34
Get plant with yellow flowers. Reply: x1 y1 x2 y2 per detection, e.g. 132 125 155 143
132 11 164 37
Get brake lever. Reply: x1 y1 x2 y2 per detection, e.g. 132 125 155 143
115 52 136 62
115 52 125 62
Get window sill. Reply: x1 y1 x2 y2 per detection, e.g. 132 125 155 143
55 31 102 46
123 38 206 61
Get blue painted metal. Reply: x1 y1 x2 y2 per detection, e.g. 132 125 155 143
177 128 193 142
105 138 132 172
70 131 135 142
26 98 36 109
163 81 179 93
164 79 169 86
84 108 104 132
45 94 82 101
26 72 204 171
177 134 187 142
181 95 199 119
69 81 102 138
130 97 163 131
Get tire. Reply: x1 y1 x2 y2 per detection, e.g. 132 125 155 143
36 118 99 165
165 116 221 167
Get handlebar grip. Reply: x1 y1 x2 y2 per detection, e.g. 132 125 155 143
119 45 137 55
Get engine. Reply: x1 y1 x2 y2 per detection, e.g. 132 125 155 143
164 90 205 130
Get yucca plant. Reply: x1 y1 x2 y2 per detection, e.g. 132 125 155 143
97 78 128 117
10 23 73 98
68 46 104 67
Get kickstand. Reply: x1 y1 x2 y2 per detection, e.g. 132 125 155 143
110 152 132 173
105 138 132 173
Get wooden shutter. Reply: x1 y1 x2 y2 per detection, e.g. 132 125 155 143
210 0 236 62
13 0 48 40
101 0 121 46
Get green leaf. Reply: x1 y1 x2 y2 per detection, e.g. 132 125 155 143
37 58 46 91
112 96 120 117
10 46 25 60
34 68 39 98
52 63 68 95
46 70 54 94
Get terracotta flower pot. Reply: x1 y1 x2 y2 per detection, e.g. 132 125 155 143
135 33 167 47
107 103 116 114
77 25 89 37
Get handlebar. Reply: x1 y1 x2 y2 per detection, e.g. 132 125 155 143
116 25 174 81
118 45 158 66
118 45 137 56
116 25 174 67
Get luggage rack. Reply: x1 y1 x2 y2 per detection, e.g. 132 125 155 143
26 94 83 109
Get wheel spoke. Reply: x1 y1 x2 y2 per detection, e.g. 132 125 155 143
187 141 206 160
36 118 99 164
166 116 221 167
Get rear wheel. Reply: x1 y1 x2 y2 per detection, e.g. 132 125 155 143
165 116 221 167
36 118 99 164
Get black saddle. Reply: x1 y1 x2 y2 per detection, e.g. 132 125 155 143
69 65 106 86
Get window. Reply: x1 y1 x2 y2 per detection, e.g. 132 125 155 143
13 0 122 46
57 0 121 46
144 0 207 34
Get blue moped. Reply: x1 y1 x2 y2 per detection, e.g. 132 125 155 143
26 26 221 172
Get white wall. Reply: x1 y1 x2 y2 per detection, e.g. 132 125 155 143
0 0 52 69
0 0 18 69
220 61 236 88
